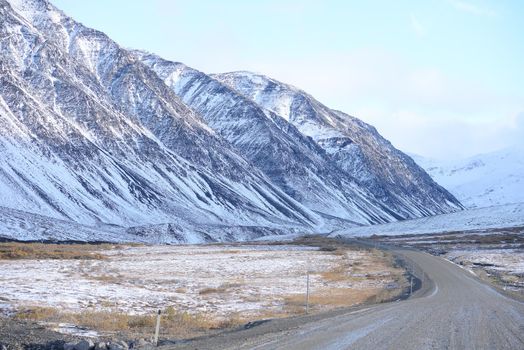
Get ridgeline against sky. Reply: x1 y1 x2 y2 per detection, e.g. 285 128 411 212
52 0 524 159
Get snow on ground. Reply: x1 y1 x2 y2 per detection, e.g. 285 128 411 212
46 323 100 338
0 244 398 318
332 202 524 238
0 206 303 244
0 206 128 242
446 249 524 275
445 247 524 292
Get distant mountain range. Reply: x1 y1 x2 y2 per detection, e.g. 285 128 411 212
0 0 462 242
412 147 524 208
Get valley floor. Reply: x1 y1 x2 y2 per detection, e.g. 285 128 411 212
0 237 406 345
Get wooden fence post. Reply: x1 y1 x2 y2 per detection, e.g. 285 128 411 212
154 309 161 346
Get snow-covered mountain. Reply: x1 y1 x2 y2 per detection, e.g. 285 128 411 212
0 0 319 240
213 72 462 217
137 52 405 226
412 147 524 208
0 0 462 242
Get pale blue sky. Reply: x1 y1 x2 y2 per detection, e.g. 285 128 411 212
51 0 524 159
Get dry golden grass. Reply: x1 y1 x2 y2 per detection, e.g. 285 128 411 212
199 287 228 295
14 305 247 339
244 308 300 320
89 274 124 284
198 281 244 295
283 287 378 313
236 240 409 317
297 241 406 313
0 242 112 260
320 266 350 282
15 307 136 331
371 285 406 303
163 306 245 332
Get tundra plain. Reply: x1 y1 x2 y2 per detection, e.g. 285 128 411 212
0 238 406 340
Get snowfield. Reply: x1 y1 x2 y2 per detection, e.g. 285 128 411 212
0 206 308 244
0 206 127 242
446 249 524 276
331 202 524 238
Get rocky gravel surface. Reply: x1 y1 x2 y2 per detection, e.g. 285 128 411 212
0 318 155 350
0 317 78 350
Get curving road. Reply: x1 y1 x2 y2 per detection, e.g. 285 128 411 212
167 249 524 350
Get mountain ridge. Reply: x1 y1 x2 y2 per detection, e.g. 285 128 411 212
0 0 319 238
213 71 463 216
0 0 463 242
136 50 405 226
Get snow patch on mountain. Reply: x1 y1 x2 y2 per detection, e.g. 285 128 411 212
0 206 310 244
0 206 127 242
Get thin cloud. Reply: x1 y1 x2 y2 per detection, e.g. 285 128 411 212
410 14 426 37
448 0 497 17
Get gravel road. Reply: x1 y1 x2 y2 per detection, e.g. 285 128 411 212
166 248 524 350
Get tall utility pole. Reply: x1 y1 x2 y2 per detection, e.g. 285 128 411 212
306 271 310 314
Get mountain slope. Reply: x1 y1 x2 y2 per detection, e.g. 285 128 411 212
412 147 524 208
214 72 463 218
0 206 127 242
0 0 464 243
137 52 402 226
0 206 304 244
0 0 318 239
332 202 524 237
